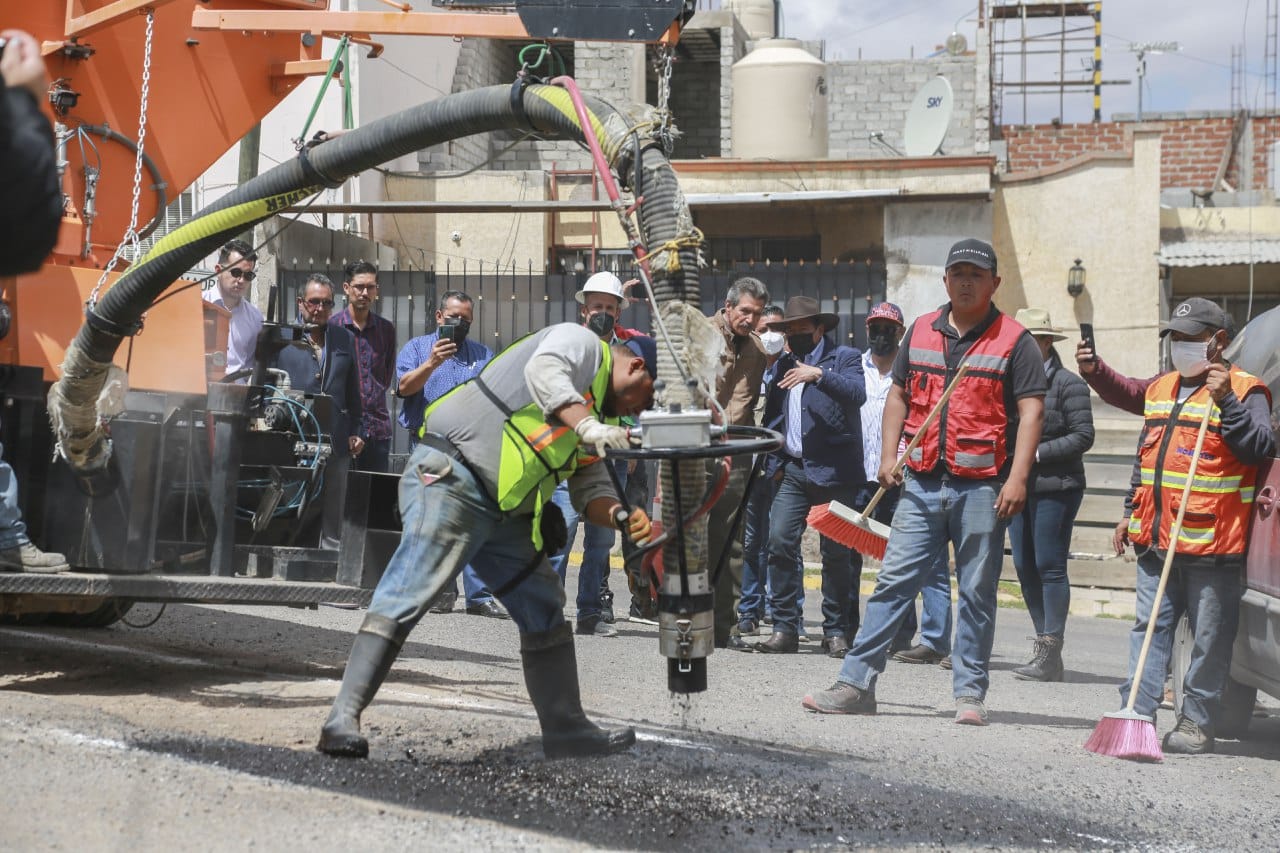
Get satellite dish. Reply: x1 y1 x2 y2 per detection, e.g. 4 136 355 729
903 76 954 157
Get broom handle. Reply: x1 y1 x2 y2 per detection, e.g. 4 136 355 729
1124 396 1215 713
862 364 972 519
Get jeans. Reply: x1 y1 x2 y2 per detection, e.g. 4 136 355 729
874 486 951 653
367 445 566 635
1120 548 1243 731
708 457 752 644
838 471 1006 700
765 459 860 640
354 437 392 473
739 468 777 623
444 564 497 607
1008 488 1083 639
545 477 618 622
0 450 29 549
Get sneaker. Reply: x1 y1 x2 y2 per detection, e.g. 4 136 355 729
892 644 944 665
0 542 70 574
600 590 615 624
955 696 988 726
628 599 658 625
802 682 876 715
939 654 953 670
575 615 618 638
1163 716 1214 755
427 590 457 614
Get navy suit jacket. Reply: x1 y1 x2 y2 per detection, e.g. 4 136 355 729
272 325 362 457
761 336 867 488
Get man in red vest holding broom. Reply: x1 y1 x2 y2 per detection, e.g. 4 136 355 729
802 239 1046 725
1111 299 1273 755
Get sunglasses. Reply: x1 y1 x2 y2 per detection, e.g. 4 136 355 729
302 298 335 308
348 282 378 292
227 267 257 282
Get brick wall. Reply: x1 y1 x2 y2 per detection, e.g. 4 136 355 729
1002 113 1280 190
827 56 977 159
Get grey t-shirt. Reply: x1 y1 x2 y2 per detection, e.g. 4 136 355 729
425 323 615 514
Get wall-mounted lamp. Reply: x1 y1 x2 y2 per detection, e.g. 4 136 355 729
1067 258 1086 298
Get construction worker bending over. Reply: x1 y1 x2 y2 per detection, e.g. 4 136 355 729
318 323 655 760
1115 298 1274 755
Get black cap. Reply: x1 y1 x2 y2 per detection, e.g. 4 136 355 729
945 239 997 274
1160 297 1233 338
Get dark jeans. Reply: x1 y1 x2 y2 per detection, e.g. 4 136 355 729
354 437 391 473
739 467 778 623
765 459 860 640
1120 548 1243 731
1008 488 1083 639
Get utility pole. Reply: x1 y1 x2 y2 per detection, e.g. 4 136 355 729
1131 41 1180 120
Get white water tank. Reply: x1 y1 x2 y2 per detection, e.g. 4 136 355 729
731 39 828 159
724 0 776 40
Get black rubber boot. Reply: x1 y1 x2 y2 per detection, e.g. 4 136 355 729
317 614 408 758
1012 634 1064 682
521 624 636 759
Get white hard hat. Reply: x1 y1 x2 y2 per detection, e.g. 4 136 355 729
574 271 625 304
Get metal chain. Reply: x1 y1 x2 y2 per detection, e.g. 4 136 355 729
655 44 675 156
91 9 155 305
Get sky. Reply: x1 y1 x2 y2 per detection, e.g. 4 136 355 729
777 0 1271 124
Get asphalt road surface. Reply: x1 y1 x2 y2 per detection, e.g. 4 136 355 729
2 576 1277 851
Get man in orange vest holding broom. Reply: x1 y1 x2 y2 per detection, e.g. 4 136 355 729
1111 299 1273 755
802 239 1046 725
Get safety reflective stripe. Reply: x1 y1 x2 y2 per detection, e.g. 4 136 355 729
908 347 947 368
1177 525 1215 545
1128 516 1142 535
962 353 1010 372
1140 469 1245 493
909 447 923 462
954 451 995 469
527 424 570 452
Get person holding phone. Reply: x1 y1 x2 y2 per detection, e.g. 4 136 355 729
395 290 504 618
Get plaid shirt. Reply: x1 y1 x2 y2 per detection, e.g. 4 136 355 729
329 307 396 441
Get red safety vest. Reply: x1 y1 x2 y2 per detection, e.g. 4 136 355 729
902 310 1025 479
1127 368 1268 556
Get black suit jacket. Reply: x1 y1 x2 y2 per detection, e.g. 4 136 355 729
272 325 362 456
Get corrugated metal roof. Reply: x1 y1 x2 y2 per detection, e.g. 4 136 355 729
1158 239 1280 267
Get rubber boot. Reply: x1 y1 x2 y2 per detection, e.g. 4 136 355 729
317 613 408 758
1012 634 1064 682
521 624 636 759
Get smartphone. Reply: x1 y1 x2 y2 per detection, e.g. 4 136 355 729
439 323 456 343
1079 323 1097 362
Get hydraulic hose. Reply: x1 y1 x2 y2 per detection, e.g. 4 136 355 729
48 84 694 482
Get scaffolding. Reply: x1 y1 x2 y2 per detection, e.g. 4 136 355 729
989 1 1124 129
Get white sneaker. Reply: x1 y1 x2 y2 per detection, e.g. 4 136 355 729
0 542 69 574
955 696 989 726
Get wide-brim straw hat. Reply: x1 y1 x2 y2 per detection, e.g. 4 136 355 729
1014 307 1067 341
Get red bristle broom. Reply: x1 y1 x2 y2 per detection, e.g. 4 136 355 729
808 364 971 559
1084 399 1214 762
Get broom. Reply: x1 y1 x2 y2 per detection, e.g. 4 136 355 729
808 364 971 559
1083 397 1215 762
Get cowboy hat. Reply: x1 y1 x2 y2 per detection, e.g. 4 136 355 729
766 295 839 332
1014 307 1067 341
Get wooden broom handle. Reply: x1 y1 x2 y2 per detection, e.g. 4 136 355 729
1124 398 1214 712
861 363 972 519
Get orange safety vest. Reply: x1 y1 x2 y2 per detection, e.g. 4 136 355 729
1127 368 1269 556
903 310 1025 479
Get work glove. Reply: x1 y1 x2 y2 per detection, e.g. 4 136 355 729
573 415 631 454
614 507 652 547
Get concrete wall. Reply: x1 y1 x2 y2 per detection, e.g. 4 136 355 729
883 200 992 325
993 130 1164 383
828 56 978 160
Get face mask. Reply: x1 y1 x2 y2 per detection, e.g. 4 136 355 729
787 333 817 358
586 312 615 338
867 333 897 357
448 318 471 347
1169 339 1209 378
759 330 785 355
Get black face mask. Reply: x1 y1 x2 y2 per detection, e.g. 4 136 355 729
868 333 898 357
586 312 616 338
449 318 471 347
787 333 818 358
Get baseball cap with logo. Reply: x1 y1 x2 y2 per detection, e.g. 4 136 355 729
574 271 626 304
944 238 998 274
1160 297 1233 338
866 302 905 327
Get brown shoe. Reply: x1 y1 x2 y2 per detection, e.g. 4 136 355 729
892 644 944 665
0 543 69 574
753 631 799 654
822 635 851 658
802 682 877 715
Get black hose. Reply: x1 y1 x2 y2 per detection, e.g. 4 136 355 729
78 123 169 239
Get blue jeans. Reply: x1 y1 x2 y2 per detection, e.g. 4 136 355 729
873 486 952 653
355 437 391 473
765 460 860 640
546 479 617 622
0 451 29 549
1120 548 1242 731
367 445 566 635
739 469 777 623
443 564 497 607
1008 488 1083 638
838 471 1006 700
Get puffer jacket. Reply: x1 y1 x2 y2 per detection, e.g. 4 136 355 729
1033 349 1095 493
